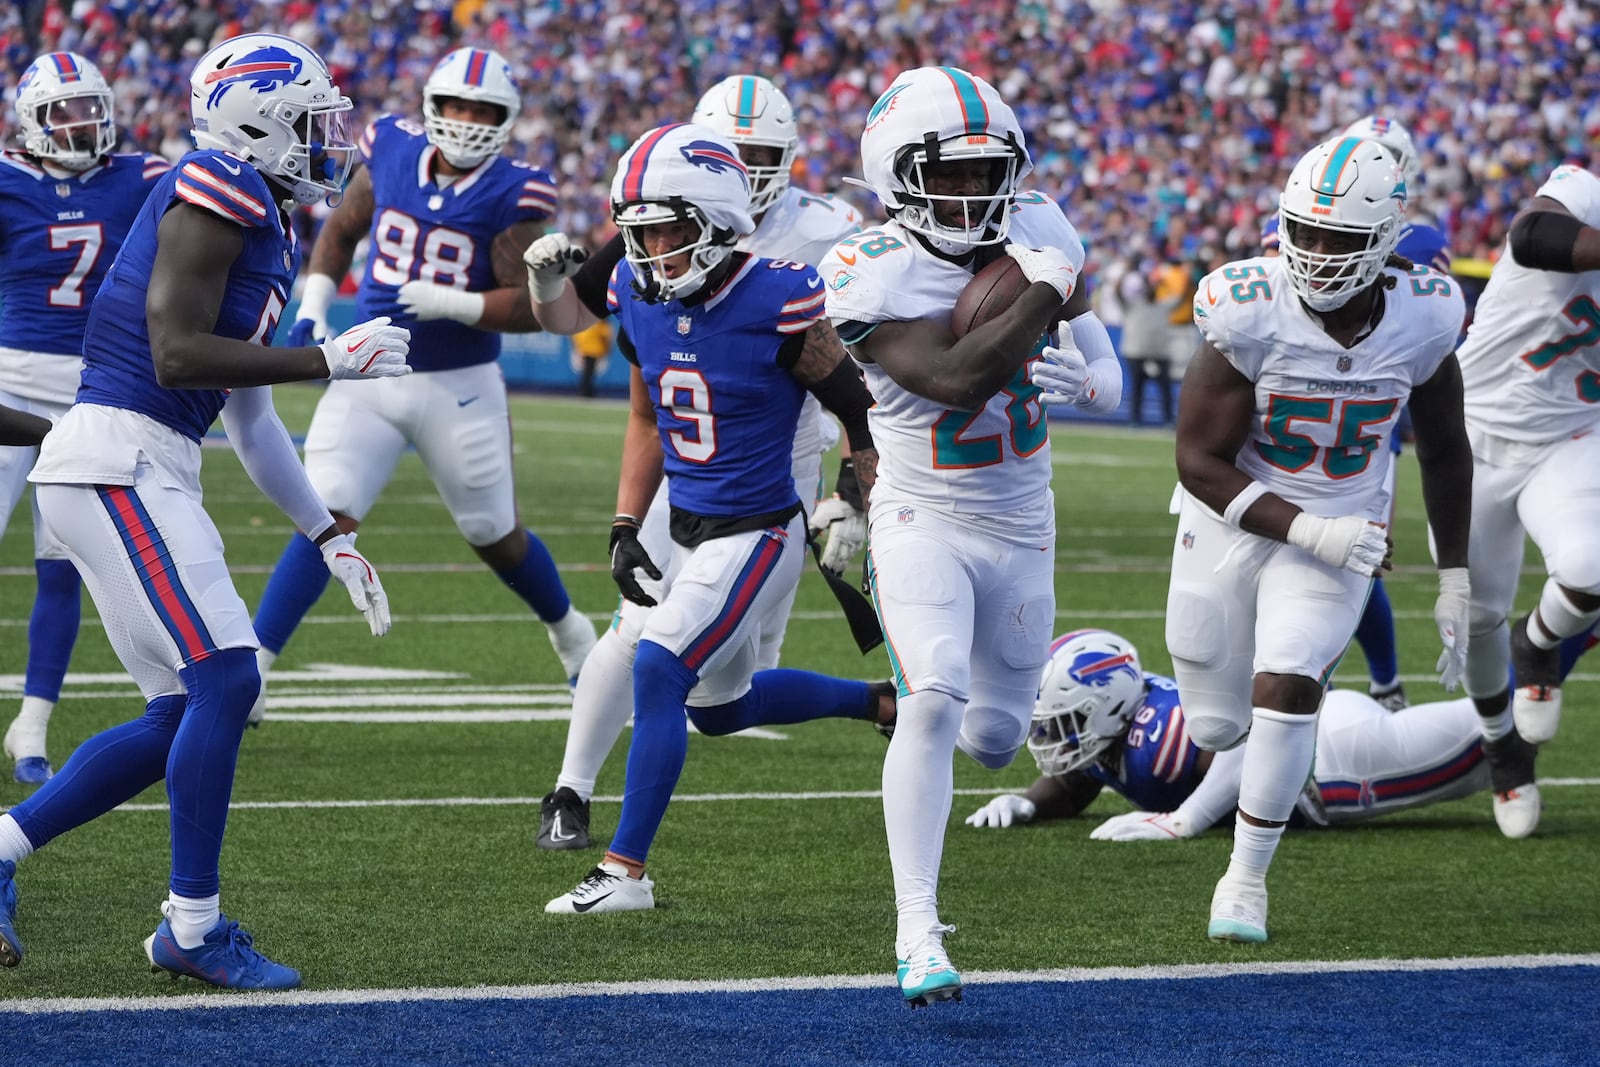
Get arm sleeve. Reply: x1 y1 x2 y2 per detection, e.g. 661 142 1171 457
220 387 336 540
573 234 626 319
1169 745 1244 832
802 352 874 452
1066 310 1123 414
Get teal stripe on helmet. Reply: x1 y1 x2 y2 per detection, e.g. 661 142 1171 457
737 76 756 121
936 66 989 135
1314 136 1363 206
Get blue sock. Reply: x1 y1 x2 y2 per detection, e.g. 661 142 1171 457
168 648 259 898
608 640 698 864
23 559 81 701
1558 625 1597 681
1355 577 1399 688
9 693 186 850
252 533 331 655
686 670 873 736
493 529 571 623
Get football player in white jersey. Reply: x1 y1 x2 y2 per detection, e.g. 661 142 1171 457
1170 136 1473 944
816 65 1119 1009
1453 163 1600 781
523 76 875 853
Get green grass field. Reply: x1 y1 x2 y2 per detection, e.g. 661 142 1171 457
1 387 1596 1001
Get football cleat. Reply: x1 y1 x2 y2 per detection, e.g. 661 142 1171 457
545 862 655 914
1482 730 1541 839
11 757 52 785
144 913 300 990
1208 873 1269 943
548 609 597 686
1369 681 1407 713
897 922 962 1008
536 787 592 851
4 718 52 783
1510 616 1561 745
1 860 22 967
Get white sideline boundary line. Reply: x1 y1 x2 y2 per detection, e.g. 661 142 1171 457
3 952 1596 1015
5 780 1589 817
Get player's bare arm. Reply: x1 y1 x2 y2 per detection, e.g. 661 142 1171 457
0 403 50 446
1406 354 1473 569
305 164 375 279
1026 772 1107 821
479 219 545 332
788 319 879 499
1509 195 1600 273
146 205 333 388
615 361 665 521
853 281 1065 410
1174 341 1303 542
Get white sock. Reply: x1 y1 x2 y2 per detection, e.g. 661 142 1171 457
0 814 36 865
164 893 221 949
256 647 278 675
548 608 597 679
4 696 55 758
883 689 965 957
1236 707 1319 825
554 628 635 801
1530 581 1600 647
1227 819 1285 880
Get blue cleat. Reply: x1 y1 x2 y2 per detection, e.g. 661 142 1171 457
896 923 962 1008
12 757 53 785
144 914 301 990
0 860 21 967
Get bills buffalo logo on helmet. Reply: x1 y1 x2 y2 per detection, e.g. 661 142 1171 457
203 45 303 107
678 140 748 187
1067 647 1140 690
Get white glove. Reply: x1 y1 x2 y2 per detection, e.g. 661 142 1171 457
1434 567 1471 692
320 317 412 380
523 232 589 303
808 496 867 574
1089 809 1196 841
964 794 1037 829
397 279 485 325
288 273 337 346
1286 513 1389 576
1004 243 1077 303
319 533 391 636
1032 341 1089 406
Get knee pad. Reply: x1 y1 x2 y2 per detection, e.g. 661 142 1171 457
455 512 508 547
1187 710 1250 752
1546 549 1600 598
1167 585 1226 667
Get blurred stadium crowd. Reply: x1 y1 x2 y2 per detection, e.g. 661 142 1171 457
3 0 1597 295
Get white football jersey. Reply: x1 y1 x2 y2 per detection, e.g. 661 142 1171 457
819 191 1084 526
1457 165 1600 443
1194 254 1463 519
741 186 864 462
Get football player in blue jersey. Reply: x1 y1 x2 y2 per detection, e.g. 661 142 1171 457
0 33 410 988
524 74 871 853
543 123 888 916
966 630 1503 838
0 53 171 786
249 46 594 722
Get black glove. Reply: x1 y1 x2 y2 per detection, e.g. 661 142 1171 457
610 519 662 607
832 456 863 510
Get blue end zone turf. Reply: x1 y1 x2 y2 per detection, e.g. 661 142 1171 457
3 963 1596 1066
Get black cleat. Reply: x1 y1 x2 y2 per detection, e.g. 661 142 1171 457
1369 681 1407 713
536 787 592 851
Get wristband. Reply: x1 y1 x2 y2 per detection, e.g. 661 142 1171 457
1222 481 1271 529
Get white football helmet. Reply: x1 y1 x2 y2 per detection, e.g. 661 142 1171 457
15 52 115 172
860 65 1031 254
693 75 798 217
1279 136 1406 312
1028 629 1145 778
189 33 355 207
422 47 519 168
610 123 755 303
1342 115 1420 185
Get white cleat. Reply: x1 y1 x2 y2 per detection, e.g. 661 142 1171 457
896 923 962 1009
1208 873 1269 943
1493 784 1542 840
548 609 597 686
545 862 655 914
1511 686 1561 746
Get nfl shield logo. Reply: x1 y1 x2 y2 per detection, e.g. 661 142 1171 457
1182 530 1195 550
1336 353 1353 373
428 195 444 211
55 182 71 198
677 315 692 337
897 506 915 524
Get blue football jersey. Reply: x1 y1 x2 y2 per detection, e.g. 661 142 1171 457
1085 674 1203 812
354 114 556 372
77 150 300 442
0 149 169 357
608 255 826 517
1397 222 1450 275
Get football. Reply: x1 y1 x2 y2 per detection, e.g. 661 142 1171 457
950 255 1035 338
